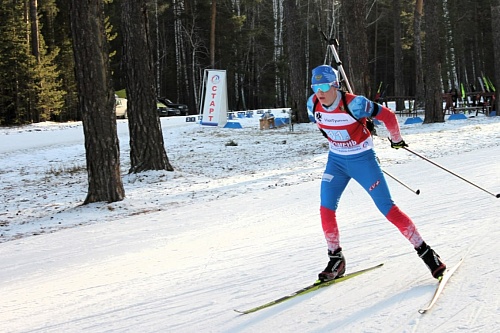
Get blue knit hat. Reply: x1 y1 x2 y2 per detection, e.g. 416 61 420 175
311 65 339 87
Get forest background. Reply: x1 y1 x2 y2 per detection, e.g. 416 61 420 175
1 0 500 126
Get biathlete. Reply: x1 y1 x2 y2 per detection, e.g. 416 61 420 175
308 65 446 281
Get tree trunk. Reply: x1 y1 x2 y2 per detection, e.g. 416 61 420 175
423 0 444 123
283 0 308 123
393 0 404 111
69 0 125 204
29 0 40 63
413 0 425 109
340 0 371 97
492 0 500 115
121 0 173 173
210 0 216 68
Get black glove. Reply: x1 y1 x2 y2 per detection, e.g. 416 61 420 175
389 138 408 149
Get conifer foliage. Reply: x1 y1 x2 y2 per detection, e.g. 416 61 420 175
0 0 64 125
0 0 498 126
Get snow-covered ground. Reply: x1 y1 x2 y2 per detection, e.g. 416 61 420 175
0 111 499 332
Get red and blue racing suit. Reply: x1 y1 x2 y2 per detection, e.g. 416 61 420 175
309 92 424 252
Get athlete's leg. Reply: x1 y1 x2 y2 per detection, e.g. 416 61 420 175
350 150 423 247
320 155 350 252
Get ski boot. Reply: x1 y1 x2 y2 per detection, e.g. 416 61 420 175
416 242 446 279
318 248 346 282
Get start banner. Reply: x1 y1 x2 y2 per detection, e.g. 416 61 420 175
200 69 228 127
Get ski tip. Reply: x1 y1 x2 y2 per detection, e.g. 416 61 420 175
418 309 427 314
234 309 246 315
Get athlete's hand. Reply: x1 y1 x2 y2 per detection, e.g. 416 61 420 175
389 138 408 149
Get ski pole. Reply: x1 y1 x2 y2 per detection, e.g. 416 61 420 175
376 156 420 195
382 170 420 195
403 147 500 198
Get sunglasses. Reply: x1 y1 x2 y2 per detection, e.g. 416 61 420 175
311 83 335 93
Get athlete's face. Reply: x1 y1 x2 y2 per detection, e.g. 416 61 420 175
312 83 337 107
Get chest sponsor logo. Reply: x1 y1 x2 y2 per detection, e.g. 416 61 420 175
316 112 355 125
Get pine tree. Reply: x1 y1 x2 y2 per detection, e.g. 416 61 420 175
33 45 66 121
121 0 174 173
69 0 125 204
51 0 79 121
0 1 35 125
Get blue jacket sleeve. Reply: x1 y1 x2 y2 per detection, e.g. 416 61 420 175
348 95 403 142
347 96 375 119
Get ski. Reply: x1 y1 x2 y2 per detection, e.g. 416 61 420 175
234 263 383 315
418 257 464 314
